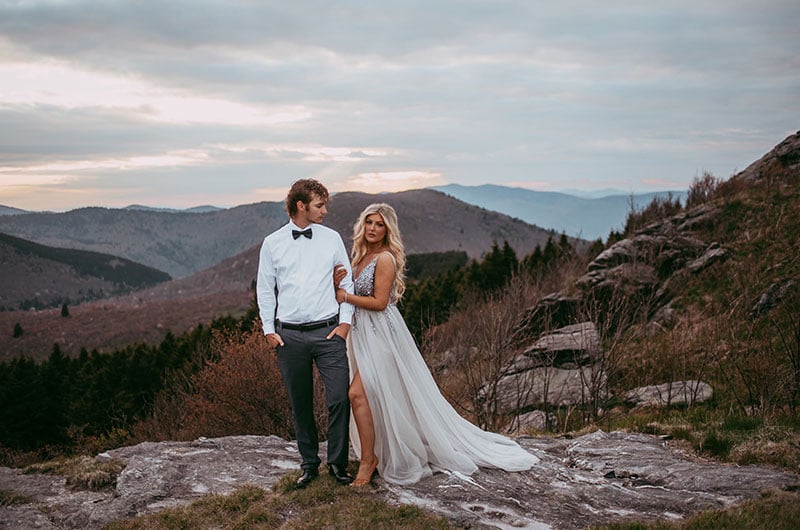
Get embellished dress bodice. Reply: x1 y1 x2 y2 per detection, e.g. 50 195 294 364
353 255 394 303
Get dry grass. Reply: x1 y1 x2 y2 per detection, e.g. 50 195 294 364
0 289 251 361
102 470 454 530
23 455 126 491
592 489 800 530
0 488 34 506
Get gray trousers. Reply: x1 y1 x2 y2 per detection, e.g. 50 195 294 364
275 323 350 470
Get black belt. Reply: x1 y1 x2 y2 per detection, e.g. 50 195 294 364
277 316 339 332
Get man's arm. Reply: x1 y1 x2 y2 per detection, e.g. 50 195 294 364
328 234 354 340
256 238 283 346
333 235 355 325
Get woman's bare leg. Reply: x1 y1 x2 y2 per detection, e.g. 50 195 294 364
349 371 378 486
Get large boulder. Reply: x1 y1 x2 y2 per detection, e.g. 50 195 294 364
490 364 603 411
491 322 606 412
513 321 602 370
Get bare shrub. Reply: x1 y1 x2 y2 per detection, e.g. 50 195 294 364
183 328 326 439
770 289 800 413
131 366 198 442
613 312 715 411
134 325 327 442
623 193 683 235
572 289 644 425
424 259 586 432
686 171 721 208
711 310 795 417
423 275 542 431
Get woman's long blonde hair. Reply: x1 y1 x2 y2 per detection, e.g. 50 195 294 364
351 203 406 301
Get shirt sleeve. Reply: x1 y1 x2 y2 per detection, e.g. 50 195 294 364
334 234 355 325
256 237 278 335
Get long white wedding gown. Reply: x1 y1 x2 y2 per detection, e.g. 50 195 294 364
347 255 539 485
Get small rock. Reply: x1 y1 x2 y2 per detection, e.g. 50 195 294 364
624 380 713 407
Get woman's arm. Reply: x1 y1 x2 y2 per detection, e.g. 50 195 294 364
336 252 394 311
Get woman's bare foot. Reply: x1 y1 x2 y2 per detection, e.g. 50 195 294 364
351 455 379 487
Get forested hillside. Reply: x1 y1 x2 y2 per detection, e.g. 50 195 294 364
0 232 170 311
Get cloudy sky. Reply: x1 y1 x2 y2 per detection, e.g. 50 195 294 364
1 1 798 211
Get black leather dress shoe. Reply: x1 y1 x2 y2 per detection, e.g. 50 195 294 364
296 468 319 489
327 463 354 485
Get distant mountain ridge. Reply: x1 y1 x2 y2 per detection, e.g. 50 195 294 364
0 205 28 216
124 204 225 214
432 184 687 240
0 190 574 278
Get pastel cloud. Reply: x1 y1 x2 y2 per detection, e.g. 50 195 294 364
0 1 796 210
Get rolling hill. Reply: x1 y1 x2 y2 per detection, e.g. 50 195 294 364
0 190 571 279
0 232 170 312
0 189 575 359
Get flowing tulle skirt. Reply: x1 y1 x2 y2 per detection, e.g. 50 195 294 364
347 304 539 485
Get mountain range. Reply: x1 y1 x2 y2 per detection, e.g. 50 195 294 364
0 205 27 216
0 190 570 280
2 128 797 359
0 189 575 357
432 185 687 241
1 188 686 245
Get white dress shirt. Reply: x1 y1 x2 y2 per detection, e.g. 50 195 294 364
256 220 354 335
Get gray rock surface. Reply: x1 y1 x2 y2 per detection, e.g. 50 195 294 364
492 365 602 411
518 322 602 368
1 432 796 529
624 380 714 407
687 243 728 273
751 278 795 318
492 322 605 412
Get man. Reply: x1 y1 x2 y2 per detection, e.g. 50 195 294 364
256 178 355 488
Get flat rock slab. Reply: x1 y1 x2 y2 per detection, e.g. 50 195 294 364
1 431 797 529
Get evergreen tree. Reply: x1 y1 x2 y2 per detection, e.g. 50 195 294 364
521 244 543 275
61 303 70 317
13 322 23 338
40 343 71 445
0 357 50 450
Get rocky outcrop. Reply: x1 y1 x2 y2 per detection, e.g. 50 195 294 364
1 434 796 530
736 130 800 184
751 278 795 318
687 242 728 273
487 201 732 423
577 218 711 301
489 322 604 412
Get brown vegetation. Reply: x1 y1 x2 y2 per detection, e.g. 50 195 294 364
0 290 251 361
132 326 328 445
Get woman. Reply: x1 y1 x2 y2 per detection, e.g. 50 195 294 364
335 203 538 486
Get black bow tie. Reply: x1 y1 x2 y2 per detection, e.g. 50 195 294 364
292 228 313 240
